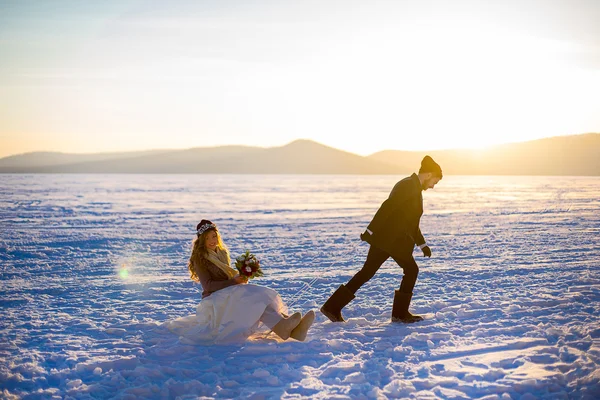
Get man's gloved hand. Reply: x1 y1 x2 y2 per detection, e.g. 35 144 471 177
422 245 432 258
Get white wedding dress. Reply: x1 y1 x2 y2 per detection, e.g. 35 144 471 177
165 284 287 344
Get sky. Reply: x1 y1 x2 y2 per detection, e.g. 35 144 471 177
1 0 599 158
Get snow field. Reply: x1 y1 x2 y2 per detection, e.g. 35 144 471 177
1 174 599 399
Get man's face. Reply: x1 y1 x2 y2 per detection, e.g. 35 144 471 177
422 175 441 191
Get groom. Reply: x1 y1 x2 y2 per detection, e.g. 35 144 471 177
321 155 443 323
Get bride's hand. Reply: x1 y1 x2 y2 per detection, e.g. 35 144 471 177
234 275 248 284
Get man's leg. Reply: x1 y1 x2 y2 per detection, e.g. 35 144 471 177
346 245 390 294
321 245 389 322
390 256 423 323
393 256 419 294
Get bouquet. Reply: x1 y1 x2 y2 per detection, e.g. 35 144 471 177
235 250 264 279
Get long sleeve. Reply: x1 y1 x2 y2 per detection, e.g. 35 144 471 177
196 261 237 297
389 177 422 239
415 227 425 246
364 173 425 258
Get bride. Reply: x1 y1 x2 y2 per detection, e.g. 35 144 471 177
166 219 315 344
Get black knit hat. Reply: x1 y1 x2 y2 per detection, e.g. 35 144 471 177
196 219 217 236
419 155 443 178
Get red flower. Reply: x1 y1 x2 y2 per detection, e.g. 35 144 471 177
235 250 264 279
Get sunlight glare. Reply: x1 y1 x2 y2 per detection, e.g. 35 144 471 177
119 263 130 279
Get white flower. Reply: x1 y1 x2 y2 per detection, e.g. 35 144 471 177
245 266 252 273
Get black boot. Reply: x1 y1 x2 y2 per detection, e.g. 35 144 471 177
391 291 423 323
320 284 355 322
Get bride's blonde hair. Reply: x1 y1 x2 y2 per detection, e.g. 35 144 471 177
188 228 230 282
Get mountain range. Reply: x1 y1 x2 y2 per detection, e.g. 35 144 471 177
1 133 598 175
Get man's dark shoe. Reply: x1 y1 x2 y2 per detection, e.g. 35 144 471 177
320 284 355 322
392 311 424 323
391 290 423 323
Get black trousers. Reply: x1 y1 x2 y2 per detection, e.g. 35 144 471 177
346 244 419 295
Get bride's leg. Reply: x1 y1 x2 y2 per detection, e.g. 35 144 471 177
289 310 316 342
260 305 301 340
259 305 284 330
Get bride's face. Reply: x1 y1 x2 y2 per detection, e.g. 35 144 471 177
205 230 218 250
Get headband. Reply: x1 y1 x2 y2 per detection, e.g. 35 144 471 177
197 223 217 236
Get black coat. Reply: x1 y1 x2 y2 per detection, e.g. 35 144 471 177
361 173 425 259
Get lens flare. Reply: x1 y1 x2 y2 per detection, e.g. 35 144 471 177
119 264 129 279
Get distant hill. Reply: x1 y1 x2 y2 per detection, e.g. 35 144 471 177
1 134 598 175
0 149 170 169
368 133 600 176
0 140 400 174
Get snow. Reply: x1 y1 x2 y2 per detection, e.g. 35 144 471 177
1 174 599 399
